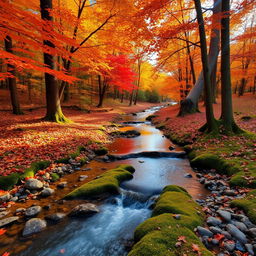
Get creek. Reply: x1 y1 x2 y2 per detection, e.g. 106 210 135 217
18 106 208 256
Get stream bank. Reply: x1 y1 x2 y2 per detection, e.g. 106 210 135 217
1 105 207 256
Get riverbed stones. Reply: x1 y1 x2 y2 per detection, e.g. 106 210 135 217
0 216 19 228
226 224 247 244
57 181 67 188
245 244 254 255
248 228 256 237
68 203 99 218
197 226 213 237
45 213 66 223
25 206 42 218
41 188 54 197
0 211 9 218
25 179 43 190
0 193 11 203
206 217 222 226
22 218 47 237
78 175 88 182
223 241 236 252
217 210 232 222
184 173 193 178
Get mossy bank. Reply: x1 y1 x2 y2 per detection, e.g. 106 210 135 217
128 185 213 256
64 164 135 199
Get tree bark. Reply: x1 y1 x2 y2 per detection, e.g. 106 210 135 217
97 75 107 108
4 36 23 115
179 0 221 116
40 0 69 123
220 0 241 133
194 0 217 132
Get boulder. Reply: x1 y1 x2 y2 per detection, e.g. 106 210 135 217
41 188 54 197
22 218 47 237
45 213 66 223
0 217 19 228
68 203 99 218
226 224 247 244
25 206 42 217
25 179 43 190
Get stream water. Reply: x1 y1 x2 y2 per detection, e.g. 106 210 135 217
17 106 208 256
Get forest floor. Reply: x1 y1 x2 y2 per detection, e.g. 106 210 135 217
0 101 158 177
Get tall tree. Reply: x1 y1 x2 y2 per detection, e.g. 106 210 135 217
40 0 69 122
4 36 22 115
220 0 241 133
179 0 221 116
194 0 217 132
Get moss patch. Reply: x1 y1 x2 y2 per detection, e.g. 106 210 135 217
20 160 51 179
94 147 108 156
231 190 256 224
64 166 134 199
129 185 213 256
51 173 60 182
0 173 21 191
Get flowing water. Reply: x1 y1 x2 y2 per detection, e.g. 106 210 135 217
17 106 208 256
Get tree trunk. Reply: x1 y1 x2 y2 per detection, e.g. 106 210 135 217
179 0 221 116
134 60 141 105
194 0 217 132
4 36 23 115
97 75 107 108
129 90 134 106
40 0 69 123
220 0 241 133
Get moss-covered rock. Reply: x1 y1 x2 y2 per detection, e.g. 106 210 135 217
0 173 21 191
128 185 213 256
51 173 60 182
64 166 134 200
94 147 108 156
231 190 256 224
20 160 51 179
117 164 135 173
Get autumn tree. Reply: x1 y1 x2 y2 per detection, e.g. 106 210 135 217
4 36 22 115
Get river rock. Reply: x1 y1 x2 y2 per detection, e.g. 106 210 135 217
0 193 11 203
226 224 247 244
217 210 231 222
41 188 54 197
25 206 42 217
22 218 47 237
248 228 256 237
45 213 66 223
69 203 99 218
79 175 88 182
0 217 19 228
57 182 67 189
224 241 236 252
207 217 222 226
245 244 254 255
209 226 223 234
25 179 43 190
233 221 248 232
184 173 193 178
224 190 236 196
197 226 213 237
0 211 9 218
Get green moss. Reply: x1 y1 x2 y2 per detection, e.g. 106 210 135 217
51 173 60 182
231 190 256 224
79 157 88 165
130 222 213 256
129 186 212 256
64 166 134 199
117 164 135 173
20 160 51 179
94 147 108 156
55 157 70 164
0 173 21 191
